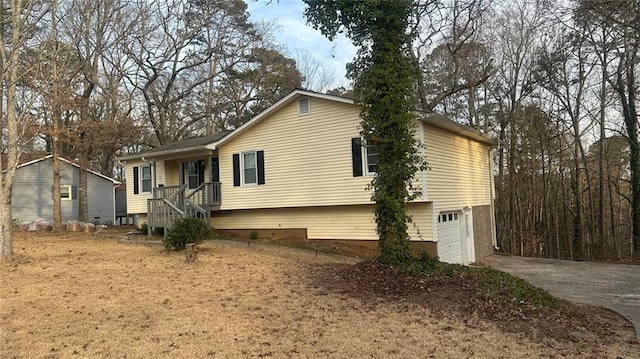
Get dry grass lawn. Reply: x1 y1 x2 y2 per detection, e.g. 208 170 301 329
1 231 638 358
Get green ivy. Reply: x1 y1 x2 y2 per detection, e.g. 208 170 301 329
305 0 426 265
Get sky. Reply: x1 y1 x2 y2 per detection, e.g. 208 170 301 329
244 0 357 88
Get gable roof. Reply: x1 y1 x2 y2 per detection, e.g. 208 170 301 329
1 152 49 170
119 89 496 161
202 89 497 149
420 113 498 146
17 155 121 185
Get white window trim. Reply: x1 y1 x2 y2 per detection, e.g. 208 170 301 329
60 185 72 201
140 165 152 194
185 160 204 190
240 151 258 186
363 146 378 176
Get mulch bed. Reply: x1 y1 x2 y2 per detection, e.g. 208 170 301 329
311 261 638 347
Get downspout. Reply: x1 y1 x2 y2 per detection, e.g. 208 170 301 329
112 183 118 225
418 120 428 201
431 204 438 243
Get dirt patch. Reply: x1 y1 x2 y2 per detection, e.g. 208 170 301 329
311 261 638 354
1 232 638 358
250 237 380 259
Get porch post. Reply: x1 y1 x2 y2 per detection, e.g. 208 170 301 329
207 152 212 182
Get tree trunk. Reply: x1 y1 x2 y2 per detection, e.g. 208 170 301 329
77 81 95 223
615 35 640 255
572 139 584 259
0 41 21 258
598 49 607 250
508 113 517 254
51 0 63 231
52 113 63 230
78 151 89 223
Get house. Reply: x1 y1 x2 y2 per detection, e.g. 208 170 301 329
118 90 497 264
12 155 121 224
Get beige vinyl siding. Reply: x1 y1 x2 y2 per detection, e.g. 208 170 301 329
424 124 492 211
126 153 220 214
155 160 166 186
125 159 151 214
164 159 180 186
218 98 376 210
212 203 433 241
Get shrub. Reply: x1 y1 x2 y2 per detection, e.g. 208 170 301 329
139 223 148 234
249 230 259 240
470 266 564 311
164 217 212 251
400 251 460 277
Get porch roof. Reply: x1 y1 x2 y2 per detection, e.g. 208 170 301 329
118 130 232 161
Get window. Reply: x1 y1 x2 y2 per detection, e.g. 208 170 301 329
351 137 378 177
233 151 265 187
242 152 257 185
141 165 151 193
438 213 458 223
133 165 152 195
60 185 72 200
185 161 205 189
364 146 378 174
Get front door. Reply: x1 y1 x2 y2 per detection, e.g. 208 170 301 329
184 160 205 190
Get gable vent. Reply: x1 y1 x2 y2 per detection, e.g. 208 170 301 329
298 98 310 115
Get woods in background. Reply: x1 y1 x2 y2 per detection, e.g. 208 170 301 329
408 0 638 260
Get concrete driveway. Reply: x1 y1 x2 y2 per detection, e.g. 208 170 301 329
483 255 640 342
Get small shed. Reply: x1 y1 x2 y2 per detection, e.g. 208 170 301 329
11 155 121 224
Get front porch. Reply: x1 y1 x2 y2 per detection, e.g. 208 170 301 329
147 182 221 230
147 153 222 230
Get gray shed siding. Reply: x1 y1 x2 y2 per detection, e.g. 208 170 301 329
12 158 116 224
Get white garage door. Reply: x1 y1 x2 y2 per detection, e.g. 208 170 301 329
437 211 463 264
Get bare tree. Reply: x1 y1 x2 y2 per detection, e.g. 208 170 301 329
411 0 494 123
0 0 47 258
124 0 261 146
291 49 337 92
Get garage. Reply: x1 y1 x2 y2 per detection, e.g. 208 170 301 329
437 211 463 264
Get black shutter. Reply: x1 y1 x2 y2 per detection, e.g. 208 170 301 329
257 151 265 185
133 167 139 194
51 186 54 200
351 138 363 177
232 154 240 187
71 186 78 200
